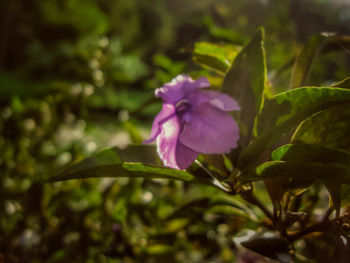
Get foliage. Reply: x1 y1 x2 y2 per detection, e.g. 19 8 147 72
1 0 350 262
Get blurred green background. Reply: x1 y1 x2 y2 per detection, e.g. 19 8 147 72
0 0 349 262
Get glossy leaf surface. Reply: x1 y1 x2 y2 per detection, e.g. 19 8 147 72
292 103 350 151
239 87 350 168
272 144 350 166
241 160 350 189
50 145 195 182
192 42 240 73
223 27 267 140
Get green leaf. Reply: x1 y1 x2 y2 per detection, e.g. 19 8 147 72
290 33 350 89
246 161 318 188
267 144 350 207
192 42 240 73
290 34 327 89
271 144 350 166
239 88 350 169
257 87 350 136
264 177 289 208
271 143 350 216
49 145 195 182
240 236 290 261
204 16 246 44
289 102 350 209
272 143 350 217
222 27 267 141
291 103 350 151
241 161 350 187
48 145 229 190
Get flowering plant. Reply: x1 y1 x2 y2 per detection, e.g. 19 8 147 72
144 74 240 169
53 28 350 262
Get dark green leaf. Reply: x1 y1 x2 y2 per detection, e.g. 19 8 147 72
241 236 290 260
60 144 160 174
264 177 288 208
49 145 195 182
239 88 350 168
271 144 350 166
290 33 350 89
241 160 350 187
49 145 230 190
204 16 246 44
291 103 350 151
257 87 350 136
289 103 350 211
245 161 318 188
272 143 350 215
222 27 267 141
192 42 240 73
290 34 327 89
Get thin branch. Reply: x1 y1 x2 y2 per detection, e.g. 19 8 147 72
288 213 350 241
288 221 331 241
194 160 231 192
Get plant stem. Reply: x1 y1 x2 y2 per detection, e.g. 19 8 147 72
194 160 231 192
288 213 350 241
288 221 331 241
240 190 276 224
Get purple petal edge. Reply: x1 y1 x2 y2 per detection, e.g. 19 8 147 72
203 90 240 111
143 103 175 144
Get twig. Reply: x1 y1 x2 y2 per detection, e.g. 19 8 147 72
288 212 350 241
288 221 331 241
194 160 231 192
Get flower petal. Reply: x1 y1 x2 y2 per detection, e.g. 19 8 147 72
185 76 210 89
187 90 240 111
143 103 175 144
205 90 240 111
155 74 210 103
175 143 199 170
179 103 240 154
156 114 198 169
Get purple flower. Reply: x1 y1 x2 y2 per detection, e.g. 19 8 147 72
144 74 240 170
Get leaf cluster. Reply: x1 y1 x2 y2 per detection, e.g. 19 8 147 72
52 27 350 262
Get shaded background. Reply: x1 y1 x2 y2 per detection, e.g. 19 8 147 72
1 0 350 262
